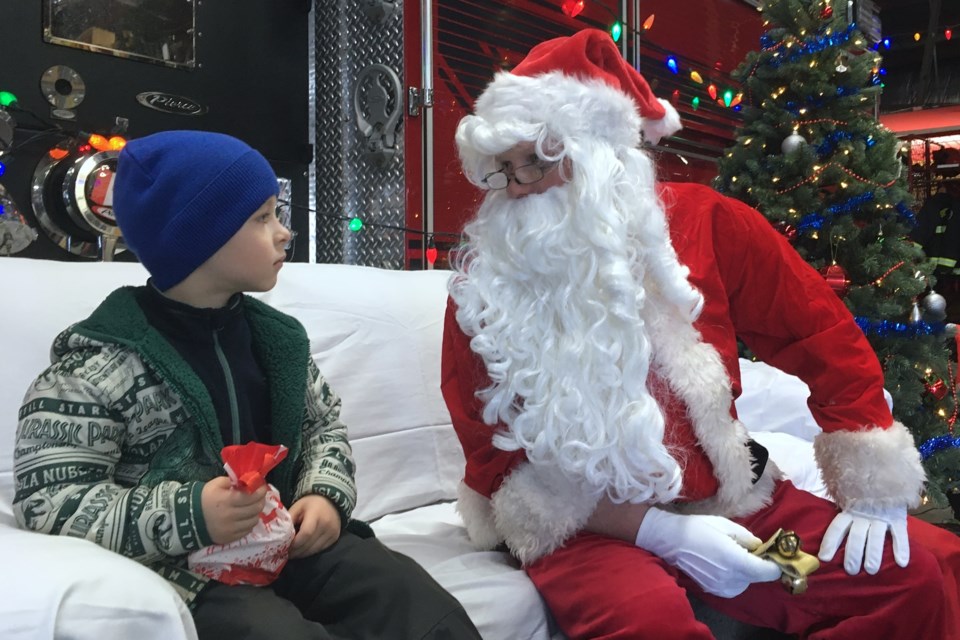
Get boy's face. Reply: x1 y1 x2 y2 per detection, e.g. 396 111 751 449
194 196 290 296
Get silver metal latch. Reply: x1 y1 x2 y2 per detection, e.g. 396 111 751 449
354 64 403 167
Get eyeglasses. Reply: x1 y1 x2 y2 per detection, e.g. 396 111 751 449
481 160 559 190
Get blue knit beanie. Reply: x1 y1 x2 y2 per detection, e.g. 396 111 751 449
113 130 279 290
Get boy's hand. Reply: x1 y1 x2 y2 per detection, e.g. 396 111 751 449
288 494 342 558
200 476 268 545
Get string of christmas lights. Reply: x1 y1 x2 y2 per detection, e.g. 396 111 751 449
559 0 654 44
281 200 462 266
556 2 746 113
874 23 958 51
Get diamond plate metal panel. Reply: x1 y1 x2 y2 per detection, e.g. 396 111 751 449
314 1 405 268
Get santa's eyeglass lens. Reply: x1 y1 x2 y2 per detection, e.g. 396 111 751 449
482 160 559 190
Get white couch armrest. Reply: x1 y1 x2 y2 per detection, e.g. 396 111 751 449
0 526 197 640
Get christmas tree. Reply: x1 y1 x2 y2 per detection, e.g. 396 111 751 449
714 0 959 508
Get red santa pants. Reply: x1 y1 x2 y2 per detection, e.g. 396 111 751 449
526 481 960 640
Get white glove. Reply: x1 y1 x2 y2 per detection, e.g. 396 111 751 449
635 508 781 598
818 504 909 575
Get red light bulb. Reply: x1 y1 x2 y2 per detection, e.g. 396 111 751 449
561 0 584 18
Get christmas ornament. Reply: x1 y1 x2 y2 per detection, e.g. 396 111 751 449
910 302 923 324
773 221 798 243
781 132 807 154
922 292 948 322
926 378 949 401
820 6 833 19
945 323 958 338
820 263 849 297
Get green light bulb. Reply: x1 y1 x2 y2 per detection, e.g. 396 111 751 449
691 96 700 110
723 89 734 107
348 217 363 232
611 22 623 43
0 91 18 107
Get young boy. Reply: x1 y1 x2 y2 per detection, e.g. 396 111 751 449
13 130 481 640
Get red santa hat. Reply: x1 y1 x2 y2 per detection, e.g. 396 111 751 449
463 28 681 157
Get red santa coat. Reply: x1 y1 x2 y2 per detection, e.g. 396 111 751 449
441 182 924 565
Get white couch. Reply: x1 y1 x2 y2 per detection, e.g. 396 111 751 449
0 257 831 640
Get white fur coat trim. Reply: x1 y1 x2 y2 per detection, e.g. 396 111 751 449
643 296 778 518
814 421 925 510
458 469 599 566
456 481 502 551
489 462 598 565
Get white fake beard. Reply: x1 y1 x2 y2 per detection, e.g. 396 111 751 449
450 184 684 504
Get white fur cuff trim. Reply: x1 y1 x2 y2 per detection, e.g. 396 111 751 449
456 481 502 551
490 462 598 565
814 421 926 510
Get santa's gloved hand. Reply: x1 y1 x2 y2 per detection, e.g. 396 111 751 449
635 507 781 598
818 504 909 575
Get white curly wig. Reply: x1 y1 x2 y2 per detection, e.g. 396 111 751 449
449 67 701 505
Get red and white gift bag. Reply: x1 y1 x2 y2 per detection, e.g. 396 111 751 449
188 442 296 586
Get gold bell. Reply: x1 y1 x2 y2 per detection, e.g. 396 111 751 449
752 528 820 595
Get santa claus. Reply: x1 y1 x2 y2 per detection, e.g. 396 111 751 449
441 28 960 639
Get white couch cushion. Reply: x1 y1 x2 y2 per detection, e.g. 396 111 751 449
0 526 197 640
0 259 462 522
256 264 462 520
372 501 563 640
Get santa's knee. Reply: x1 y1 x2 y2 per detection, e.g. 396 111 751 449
884 544 946 610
